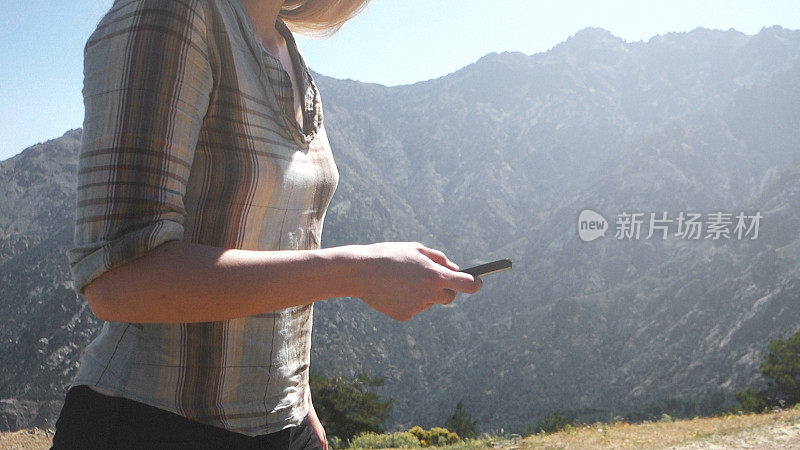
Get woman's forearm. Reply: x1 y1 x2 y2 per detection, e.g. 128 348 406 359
84 241 369 323
84 240 482 324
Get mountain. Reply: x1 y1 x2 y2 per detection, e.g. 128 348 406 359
1 26 799 432
0 130 102 429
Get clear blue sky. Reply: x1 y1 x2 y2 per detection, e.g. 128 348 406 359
1 0 799 160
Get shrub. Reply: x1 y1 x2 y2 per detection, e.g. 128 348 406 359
350 431 421 449
408 426 460 447
734 388 769 413
310 371 393 442
735 329 800 412
759 330 800 405
522 412 574 436
328 436 344 450
541 412 573 434
445 401 478 439
520 423 538 437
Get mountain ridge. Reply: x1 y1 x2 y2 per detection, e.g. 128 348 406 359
1 26 799 431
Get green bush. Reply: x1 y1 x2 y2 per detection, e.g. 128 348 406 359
759 330 800 405
541 412 573 434
734 388 769 413
408 426 460 447
445 401 478 439
520 423 537 437
310 371 392 442
350 431 421 449
328 435 344 450
522 412 574 436
735 329 800 412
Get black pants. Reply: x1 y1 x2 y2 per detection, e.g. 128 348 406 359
51 385 323 449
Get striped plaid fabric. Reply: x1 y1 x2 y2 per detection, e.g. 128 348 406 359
67 0 338 436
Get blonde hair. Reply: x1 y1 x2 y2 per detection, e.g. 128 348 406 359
279 0 371 37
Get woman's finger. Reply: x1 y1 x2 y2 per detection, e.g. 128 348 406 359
417 246 459 271
440 270 482 294
439 288 458 305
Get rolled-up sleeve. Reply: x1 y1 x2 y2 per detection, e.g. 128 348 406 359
68 0 213 294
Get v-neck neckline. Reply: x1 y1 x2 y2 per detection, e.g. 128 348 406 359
227 0 323 146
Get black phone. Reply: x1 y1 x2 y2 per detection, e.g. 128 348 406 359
459 258 512 277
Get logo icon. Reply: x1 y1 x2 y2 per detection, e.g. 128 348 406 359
578 209 608 242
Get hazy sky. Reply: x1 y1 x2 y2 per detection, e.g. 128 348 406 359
1 0 799 160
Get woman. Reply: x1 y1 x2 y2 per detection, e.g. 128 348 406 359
52 0 482 448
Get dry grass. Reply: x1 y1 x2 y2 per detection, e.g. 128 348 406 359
0 427 53 450
3 408 800 449
476 407 800 449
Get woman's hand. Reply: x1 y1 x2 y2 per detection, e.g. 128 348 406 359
307 395 328 449
356 242 482 321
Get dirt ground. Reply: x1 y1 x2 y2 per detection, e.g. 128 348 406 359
2 407 800 449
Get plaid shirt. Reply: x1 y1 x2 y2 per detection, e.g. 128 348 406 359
67 0 338 435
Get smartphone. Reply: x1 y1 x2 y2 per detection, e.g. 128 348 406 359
459 258 512 277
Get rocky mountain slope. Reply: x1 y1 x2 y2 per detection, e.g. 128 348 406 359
1 26 799 431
